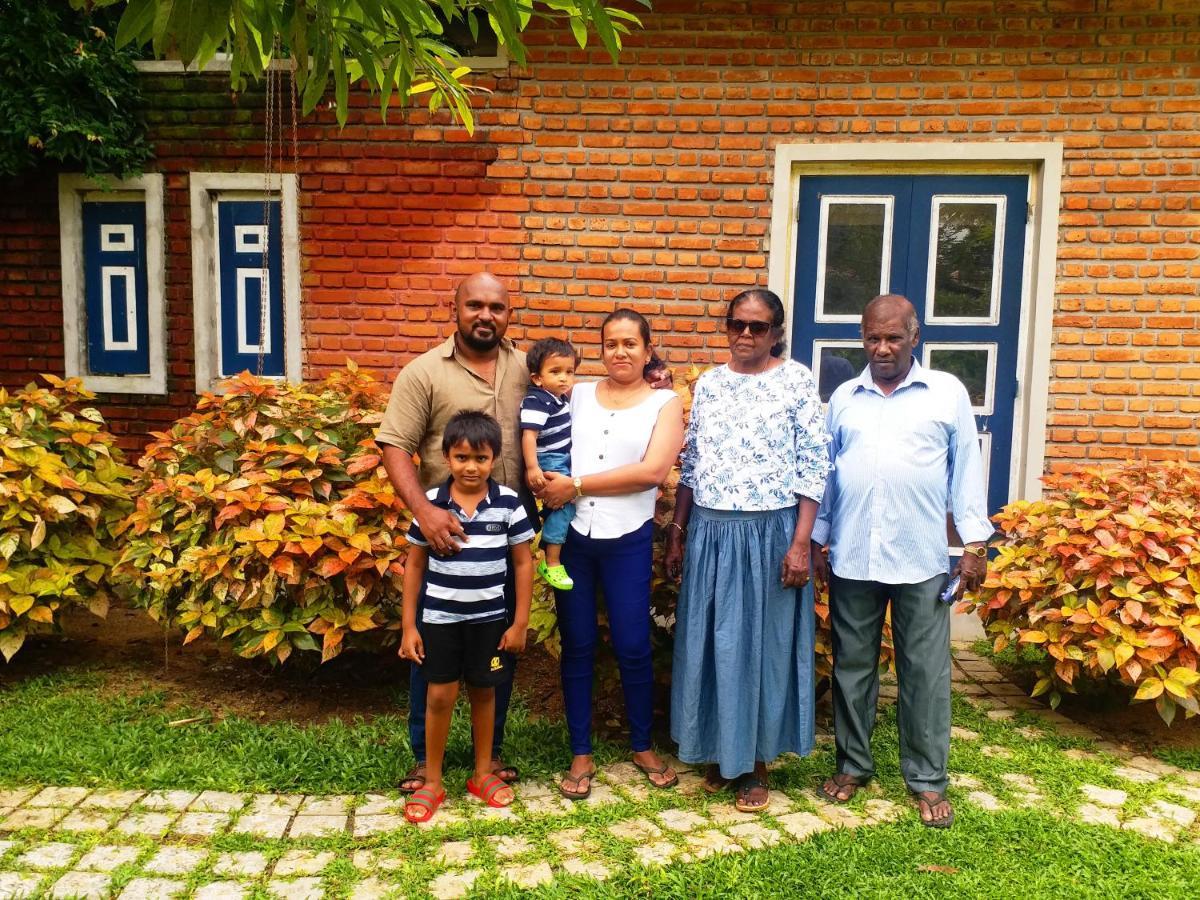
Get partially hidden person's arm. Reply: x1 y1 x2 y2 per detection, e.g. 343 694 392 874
948 384 993 595
382 445 466 554
521 429 545 491
399 544 428 663
781 496 819 588
559 395 685 497
504 543 533 653
664 483 694 583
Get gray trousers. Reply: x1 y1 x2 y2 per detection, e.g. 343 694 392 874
829 572 950 794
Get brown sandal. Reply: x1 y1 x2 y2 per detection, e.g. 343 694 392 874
634 759 679 790
820 772 867 804
557 768 596 801
399 762 426 794
702 764 731 794
735 776 770 812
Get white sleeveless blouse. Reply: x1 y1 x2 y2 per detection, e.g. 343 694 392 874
569 381 677 539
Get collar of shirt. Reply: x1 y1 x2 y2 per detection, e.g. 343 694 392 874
851 356 929 398
431 477 502 519
528 385 568 406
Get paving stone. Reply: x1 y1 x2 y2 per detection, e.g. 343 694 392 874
950 726 980 741
434 841 474 866
353 814 405 837
193 882 248 900
50 871 110 899
192 792 246 813
232 814 291 839
81 791 144 811
520 796 574 816
949 773 984 789
247 795 304 817
1146 800 1197 828
350 877 395 899
1076 803 1121 828
985 709 1015 721
428 869 480 900
631 841 678 867
1166 784 1200 804
581 784 621 807
599 762 641 785
273 850 334 877
370 853 405 873
706 804 759 826
1012 791 1045 809
119 877 187 899
1000 774 1039 792
1122 817 1177 842
0 841 12 857
1015 726 1044 740
139 792 196 812
1080 785 1127 808
267 877 324 900
173 812 230 837
776 811 833 840
0 789 36 808
17 842 78 870
57 810 115 833
955 682 990 697
354 795 401 816
116 812 176 838
298 795 351 815
546 828 586 856
816 803 864 829
213 851 269 878
863 799 905 824
76 845 140 873
673 772 708 797
27 787 90 808
1063 749 1101 763
981 745 1014 760
287 815 346 838
658 808 707 832
488 835 533 859
967 791 1004 811
608 817 663 842
143 847 207 876
681 829 743 860
472 805 518 823
1112 766 1159 784
615 781 650 803
413 806 466 830
0 873 41 899
726 821 782 849
2 807 67 830
1127 756 1179 776
561 857 610 880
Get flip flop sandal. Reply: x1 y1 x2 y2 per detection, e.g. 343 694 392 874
634 760 679 790
734 776 770 813
491 760 520 784
914 791 955 829
557 769 596 801
820 772 867 804
399 763 426 795
467 773 514 809
403 786 445 824
702 765 731 795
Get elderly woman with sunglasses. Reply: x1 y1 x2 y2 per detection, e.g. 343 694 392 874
664 289 830 812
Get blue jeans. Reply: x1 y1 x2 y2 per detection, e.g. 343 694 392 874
408 551 517 763
555 520 655 755
537 450 574 546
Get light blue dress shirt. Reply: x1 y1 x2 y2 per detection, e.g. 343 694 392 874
811 359 993 585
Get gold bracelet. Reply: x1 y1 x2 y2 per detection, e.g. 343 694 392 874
667 521 686 537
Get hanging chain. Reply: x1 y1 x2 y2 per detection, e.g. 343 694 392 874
258 39 279 378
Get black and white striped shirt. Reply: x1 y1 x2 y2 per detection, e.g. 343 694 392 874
520 386 572 456
406 479 534 624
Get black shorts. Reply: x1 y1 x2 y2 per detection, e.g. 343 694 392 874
420 618 512 688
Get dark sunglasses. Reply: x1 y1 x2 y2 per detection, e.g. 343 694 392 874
726 317 774 337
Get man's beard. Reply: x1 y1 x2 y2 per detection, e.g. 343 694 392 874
459 324 501 352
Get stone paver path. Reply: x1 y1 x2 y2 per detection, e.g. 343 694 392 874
1 645 1199 898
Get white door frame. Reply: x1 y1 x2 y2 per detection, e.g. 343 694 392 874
767 141 1063 503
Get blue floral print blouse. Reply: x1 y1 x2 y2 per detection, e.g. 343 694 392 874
680 360 830 511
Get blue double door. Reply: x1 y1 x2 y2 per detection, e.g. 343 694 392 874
792 174 1029 516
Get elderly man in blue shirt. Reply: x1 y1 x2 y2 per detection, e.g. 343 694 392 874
811 294 992 829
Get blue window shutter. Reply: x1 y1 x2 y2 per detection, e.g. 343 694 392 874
82 201 150 376
216 200 284 378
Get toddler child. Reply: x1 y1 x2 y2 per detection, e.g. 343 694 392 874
520 338 578 590
400 410 534 823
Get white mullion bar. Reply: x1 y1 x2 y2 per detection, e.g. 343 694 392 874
236 267 271 355
101 265 138 351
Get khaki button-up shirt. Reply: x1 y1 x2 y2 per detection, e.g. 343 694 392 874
375 335 529 492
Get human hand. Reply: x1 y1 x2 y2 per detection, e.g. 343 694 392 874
539 471 575 510
780 540 811 589
399 629 424 664
498 623 528 655
418 503 466 556
645 364 673 390
954 545 987 597
526 466 546 492
811 542 828 593
664 529 685 582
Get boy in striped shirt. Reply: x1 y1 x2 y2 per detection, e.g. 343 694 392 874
520 338 579 590
400 411 535 822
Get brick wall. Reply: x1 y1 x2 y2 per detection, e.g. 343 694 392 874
1 0 1197 465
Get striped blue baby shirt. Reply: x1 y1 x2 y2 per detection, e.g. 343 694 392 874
406 479 535 624
520 386 572 455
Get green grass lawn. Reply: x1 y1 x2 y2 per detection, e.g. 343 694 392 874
1 669 1200 898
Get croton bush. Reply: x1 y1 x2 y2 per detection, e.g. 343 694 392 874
0 376 133 660
115 365 411 663
966 461 1200 724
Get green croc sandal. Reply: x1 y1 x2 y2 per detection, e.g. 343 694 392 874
538 560 574 590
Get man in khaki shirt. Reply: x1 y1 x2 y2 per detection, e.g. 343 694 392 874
378 272 530 793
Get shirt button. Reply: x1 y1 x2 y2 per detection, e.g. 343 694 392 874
599 454 604 460
589 501 595 506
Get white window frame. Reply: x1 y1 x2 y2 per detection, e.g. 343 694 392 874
924 195 1006 325
922 341 998 416
58 174 167 395
814 195 893 323
189 173 302 393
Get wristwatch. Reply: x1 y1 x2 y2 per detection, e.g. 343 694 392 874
573 476 583 498
962 544 987 558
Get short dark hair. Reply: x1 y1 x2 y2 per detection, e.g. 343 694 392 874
442 410 502 457
527 338 579 376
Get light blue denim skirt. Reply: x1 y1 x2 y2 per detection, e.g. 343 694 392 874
669 505 816 779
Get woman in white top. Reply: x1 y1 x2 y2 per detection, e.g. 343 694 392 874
539 309 684 799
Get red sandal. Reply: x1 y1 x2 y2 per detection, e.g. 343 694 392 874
404 786 445 823
467 773 514 808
